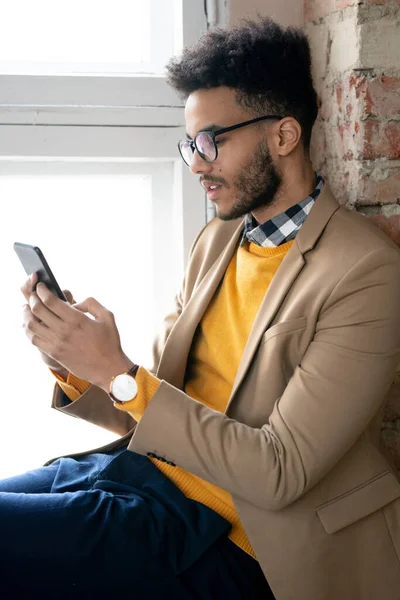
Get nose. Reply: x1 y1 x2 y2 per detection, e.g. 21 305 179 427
189 150 213 176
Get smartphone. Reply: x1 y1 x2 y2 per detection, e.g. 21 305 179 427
13 242 67 301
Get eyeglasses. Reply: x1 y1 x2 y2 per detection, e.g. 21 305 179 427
178 114 283 167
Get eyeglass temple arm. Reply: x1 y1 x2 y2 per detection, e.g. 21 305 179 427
213 115 283 137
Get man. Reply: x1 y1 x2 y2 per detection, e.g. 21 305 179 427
2 16 400 600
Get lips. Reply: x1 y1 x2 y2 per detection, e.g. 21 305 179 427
202 181 223 192
206 185 222 201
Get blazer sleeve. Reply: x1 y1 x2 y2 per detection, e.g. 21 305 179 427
128 247 400 510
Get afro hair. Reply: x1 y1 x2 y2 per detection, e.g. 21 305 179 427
166 17 318 149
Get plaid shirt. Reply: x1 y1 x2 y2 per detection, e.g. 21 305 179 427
241 174 324 248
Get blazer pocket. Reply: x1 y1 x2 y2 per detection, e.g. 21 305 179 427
262 316 307 344
316 470 400 534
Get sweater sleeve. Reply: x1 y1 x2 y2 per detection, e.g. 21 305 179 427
51 370 91 402
51 367 161 422
113 367 161 422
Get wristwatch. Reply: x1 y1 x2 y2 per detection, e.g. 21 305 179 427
108 364 139 404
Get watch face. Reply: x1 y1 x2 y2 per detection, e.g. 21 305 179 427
111 373 138 402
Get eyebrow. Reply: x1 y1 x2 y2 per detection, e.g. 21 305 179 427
186 124 224 139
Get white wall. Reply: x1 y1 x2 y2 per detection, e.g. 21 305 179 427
228 0 304 27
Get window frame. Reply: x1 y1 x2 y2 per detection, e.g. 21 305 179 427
0 1 208 122
0 1 210 267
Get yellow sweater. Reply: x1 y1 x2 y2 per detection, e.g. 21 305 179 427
56 239 293 558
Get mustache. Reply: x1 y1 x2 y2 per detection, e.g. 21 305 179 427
200 176 228 187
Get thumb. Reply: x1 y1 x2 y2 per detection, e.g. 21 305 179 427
73 297 109 320
62 289 76 305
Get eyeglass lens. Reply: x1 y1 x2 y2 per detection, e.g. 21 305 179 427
180 132 216 166
196 132 216 162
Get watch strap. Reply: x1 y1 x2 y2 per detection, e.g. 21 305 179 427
128 363 140 378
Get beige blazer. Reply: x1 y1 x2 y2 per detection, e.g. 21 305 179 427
52 185 400 600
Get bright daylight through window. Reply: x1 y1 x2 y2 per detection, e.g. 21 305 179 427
1 175 154 477
0 0 207 477
0 0 174 74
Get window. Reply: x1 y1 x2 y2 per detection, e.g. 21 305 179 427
0 1 213 477
0 0 176 74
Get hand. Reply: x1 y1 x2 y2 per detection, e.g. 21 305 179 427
22 280 133 390
21 273 75 379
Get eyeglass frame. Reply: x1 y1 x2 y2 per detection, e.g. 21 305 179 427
178 114 284 166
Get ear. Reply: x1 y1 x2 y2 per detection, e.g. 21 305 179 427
275 117 302 156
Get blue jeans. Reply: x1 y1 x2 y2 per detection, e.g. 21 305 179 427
0 447 274 599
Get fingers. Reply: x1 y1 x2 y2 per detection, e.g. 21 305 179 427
29 286 74 331
24 280 111 333
22 304 57 345
34 283 79 323
62 290 76 304
20 272 39 302
21 275 76 313
73 297 114 322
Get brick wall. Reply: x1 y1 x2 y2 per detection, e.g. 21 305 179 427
305 0 400 466
305 0 400 246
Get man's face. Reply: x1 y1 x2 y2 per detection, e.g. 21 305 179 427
184 86 282 221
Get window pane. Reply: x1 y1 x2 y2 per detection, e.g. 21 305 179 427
0 0 176 74
0 173 156 478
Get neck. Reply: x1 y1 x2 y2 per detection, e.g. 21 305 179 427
251 161 317 225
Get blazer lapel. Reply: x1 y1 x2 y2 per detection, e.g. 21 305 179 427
227 244 305 407
156 219 245 388
227 184 340 407
156 184 340 394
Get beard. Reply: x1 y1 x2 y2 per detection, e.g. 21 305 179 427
218 140 282 222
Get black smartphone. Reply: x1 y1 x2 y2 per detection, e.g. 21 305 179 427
13 242 67 301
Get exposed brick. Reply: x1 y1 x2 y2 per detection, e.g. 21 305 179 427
307 2 400 219
363 120 400 160
312 117 400 163
364 76 400 119
322 119 357 161
366 213 400 245
357 167 400 204
319 156 360 206
338 121 355 158
331 73 400 120
348 74 369 102
324 75 366 125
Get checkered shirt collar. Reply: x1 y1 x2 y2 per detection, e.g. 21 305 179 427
241 174 324 248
